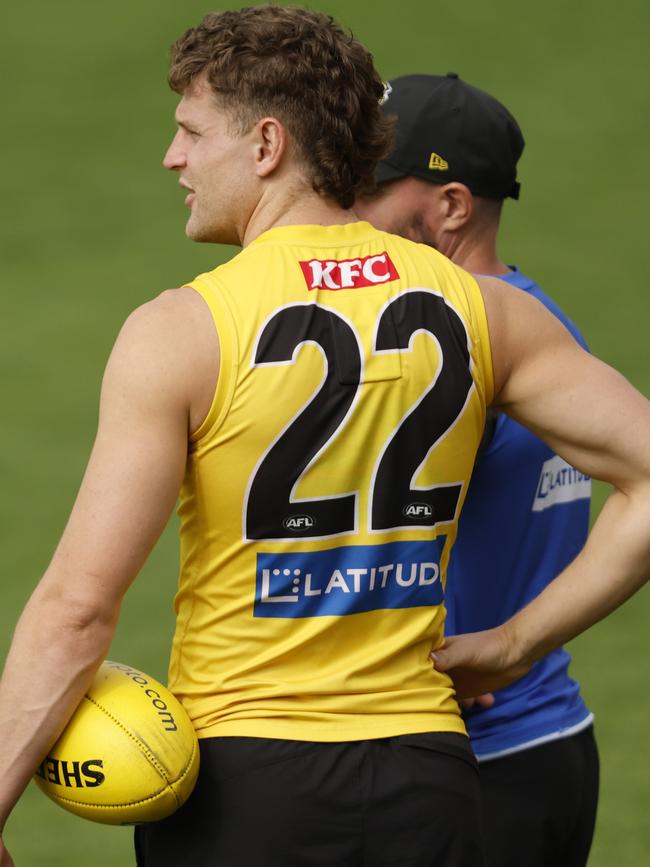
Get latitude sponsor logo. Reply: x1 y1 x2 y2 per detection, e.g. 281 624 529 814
532 455 591 512
254 538 445 618
299 251 400 291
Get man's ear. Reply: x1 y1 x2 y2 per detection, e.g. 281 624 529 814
252 117 287 178
439 182 474 230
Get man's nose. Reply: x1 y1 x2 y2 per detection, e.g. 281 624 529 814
163 132 186 170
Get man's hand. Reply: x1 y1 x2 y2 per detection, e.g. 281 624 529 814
430 627 530 700
0 837 15 867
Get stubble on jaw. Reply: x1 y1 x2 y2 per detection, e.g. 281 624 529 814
391 209 438 250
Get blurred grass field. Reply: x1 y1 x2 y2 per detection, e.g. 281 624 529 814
2 0 649 864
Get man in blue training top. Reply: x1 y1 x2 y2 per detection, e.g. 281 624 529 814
356 73 598 867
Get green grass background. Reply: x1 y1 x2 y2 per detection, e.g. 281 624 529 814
2 0 649 863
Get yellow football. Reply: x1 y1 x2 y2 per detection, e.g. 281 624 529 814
33 660 199 825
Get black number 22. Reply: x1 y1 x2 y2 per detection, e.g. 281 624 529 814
245 291 474 540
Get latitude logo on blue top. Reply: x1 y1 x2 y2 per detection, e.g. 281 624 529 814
254 538 446 618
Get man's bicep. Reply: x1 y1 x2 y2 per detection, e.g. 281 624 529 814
40 301 192 610
507 349 650 489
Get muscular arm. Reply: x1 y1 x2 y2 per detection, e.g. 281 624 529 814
0 288 218 846
432 277 650 695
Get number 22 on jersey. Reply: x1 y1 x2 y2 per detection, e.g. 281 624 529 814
244 289 475 543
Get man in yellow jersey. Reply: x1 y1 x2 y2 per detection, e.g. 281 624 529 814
1 8 649 867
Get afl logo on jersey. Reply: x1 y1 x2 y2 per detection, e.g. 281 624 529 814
402 503 433 520
283 515 315 532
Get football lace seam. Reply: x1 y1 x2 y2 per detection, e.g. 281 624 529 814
84 694 172 784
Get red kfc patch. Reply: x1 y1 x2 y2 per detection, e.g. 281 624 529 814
299 252 400 290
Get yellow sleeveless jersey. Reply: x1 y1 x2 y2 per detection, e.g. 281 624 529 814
168 221 493 741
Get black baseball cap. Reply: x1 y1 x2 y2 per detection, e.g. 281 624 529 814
377 73 524 200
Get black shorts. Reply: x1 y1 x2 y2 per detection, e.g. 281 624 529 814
478 725 599 867
135 732 484 867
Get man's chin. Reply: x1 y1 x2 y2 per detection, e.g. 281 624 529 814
186 226 211 243
185 219 238 246
186 222 218 244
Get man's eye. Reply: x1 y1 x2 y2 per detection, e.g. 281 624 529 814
178 127 200 140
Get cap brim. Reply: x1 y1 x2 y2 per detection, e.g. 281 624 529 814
375 160 407 184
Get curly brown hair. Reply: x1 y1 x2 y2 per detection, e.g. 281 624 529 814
168 5 394 209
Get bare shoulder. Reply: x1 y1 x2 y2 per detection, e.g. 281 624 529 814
119 285 216 343
474 274 558 329
105 286 219 433
473 274 583 404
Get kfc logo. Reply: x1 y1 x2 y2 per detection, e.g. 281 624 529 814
299 252 400 290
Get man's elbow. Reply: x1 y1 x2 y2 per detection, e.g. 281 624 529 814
23 579 120 660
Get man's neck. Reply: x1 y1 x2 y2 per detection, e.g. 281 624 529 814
241 182 357 247
439 226 511 278
454 247 511 277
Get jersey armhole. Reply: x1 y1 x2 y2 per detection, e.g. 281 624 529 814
462 271 495 408
186 275 239 446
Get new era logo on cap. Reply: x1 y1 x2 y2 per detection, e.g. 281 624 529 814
428 153 449 171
